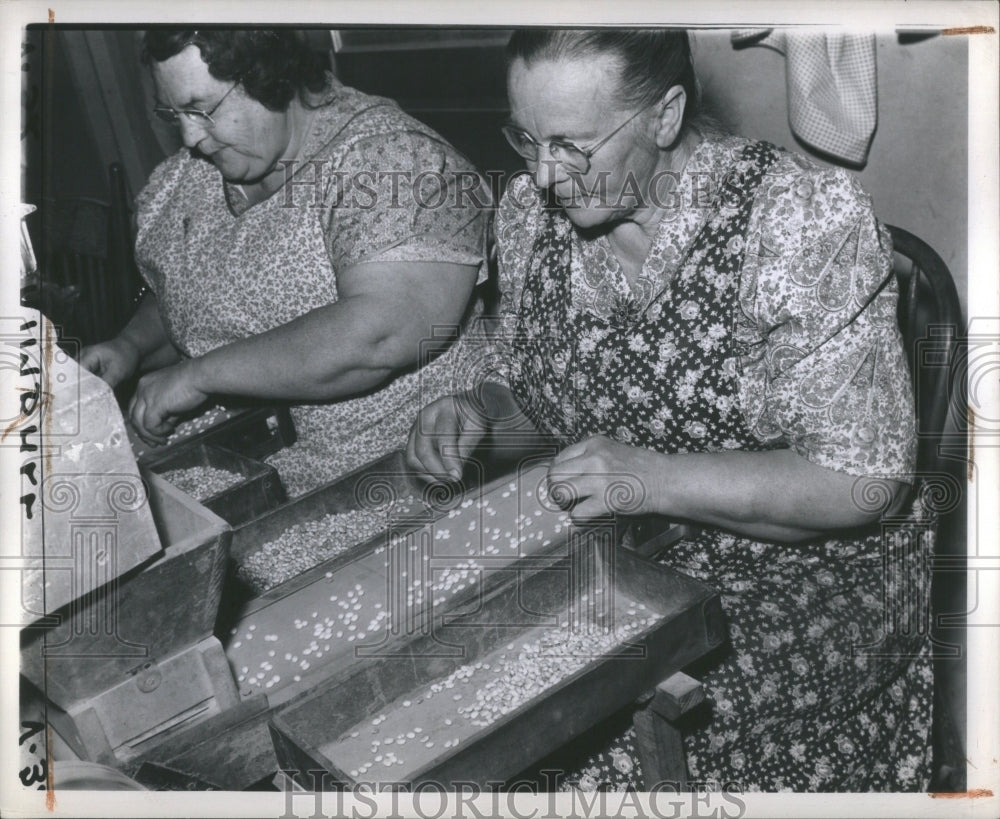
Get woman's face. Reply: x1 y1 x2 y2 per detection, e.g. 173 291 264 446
152 45 294 184
507 54 661 229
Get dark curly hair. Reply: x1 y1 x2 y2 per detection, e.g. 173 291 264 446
506 28 699 126
141 28 329 112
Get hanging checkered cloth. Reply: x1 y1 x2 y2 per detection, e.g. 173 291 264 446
732 29 878 165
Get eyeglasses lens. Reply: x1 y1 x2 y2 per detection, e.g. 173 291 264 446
153 109 213 127
502 127 536 159
153 108 179 125
501 126 592 174
551 145 589 173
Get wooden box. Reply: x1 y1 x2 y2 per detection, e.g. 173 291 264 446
135 404 296 466
268 539 725 788
125 454 714 789
147 442 286 527
120 452 488 788
20 472 237 765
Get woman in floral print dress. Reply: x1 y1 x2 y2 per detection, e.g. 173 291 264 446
407 29 933 792
80 29 490 497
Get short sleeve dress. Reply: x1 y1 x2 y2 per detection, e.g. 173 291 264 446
135 79 491 497
491 135 934 792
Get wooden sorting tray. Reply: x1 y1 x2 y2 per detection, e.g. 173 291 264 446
194 404 296 461
147 442 286 527
226 446 558 572
136 405 296 466
220 456 576 708
269 539 725 789
123 452 710 789
121 453 553 788
217 449 434 616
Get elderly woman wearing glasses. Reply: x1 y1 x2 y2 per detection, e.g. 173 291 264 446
80 29 489 497
408 30 932 792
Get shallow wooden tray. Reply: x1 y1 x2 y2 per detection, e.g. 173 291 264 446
268 540 725 789
136 405 296 466
148 442 286 527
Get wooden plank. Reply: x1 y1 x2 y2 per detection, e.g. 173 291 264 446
634 673 705 787
633 705 688 789
66 706 116 767
127 695 269 766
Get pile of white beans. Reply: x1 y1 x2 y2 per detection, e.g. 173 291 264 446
160 465 243 501
237 501 406 592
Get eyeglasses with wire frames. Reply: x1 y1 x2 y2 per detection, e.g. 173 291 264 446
501 102 657 175
152 80 241 127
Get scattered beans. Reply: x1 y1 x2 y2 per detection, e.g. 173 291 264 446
227 472 577 708
320 595 655 782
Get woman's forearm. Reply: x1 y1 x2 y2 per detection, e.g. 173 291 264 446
550 437 908 543
182 258 478 402
128 261 481 446
467 391 899 542
139 339 182 372
185 297 403 400
119 292 176 364
646 448 906 542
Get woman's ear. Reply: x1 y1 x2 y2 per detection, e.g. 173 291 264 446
653 84 687 148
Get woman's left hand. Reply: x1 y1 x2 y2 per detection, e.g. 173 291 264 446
128 360 209 445
546 435 658 521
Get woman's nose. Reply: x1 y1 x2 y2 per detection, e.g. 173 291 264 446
177 115 210 149
531 150 566 190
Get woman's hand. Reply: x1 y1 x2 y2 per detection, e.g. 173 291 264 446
128 359 209 445
405 393 489 482
546 435 657 521
79 337 141 388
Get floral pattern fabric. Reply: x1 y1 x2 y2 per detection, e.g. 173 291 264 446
494 134 916 479
135 79 490 497
507 141 778 456
492 135 932 791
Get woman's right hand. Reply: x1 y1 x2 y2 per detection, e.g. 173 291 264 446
79 337 141 388
405 393 489 482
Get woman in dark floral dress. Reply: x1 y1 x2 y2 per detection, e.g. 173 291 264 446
407 29 932 792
